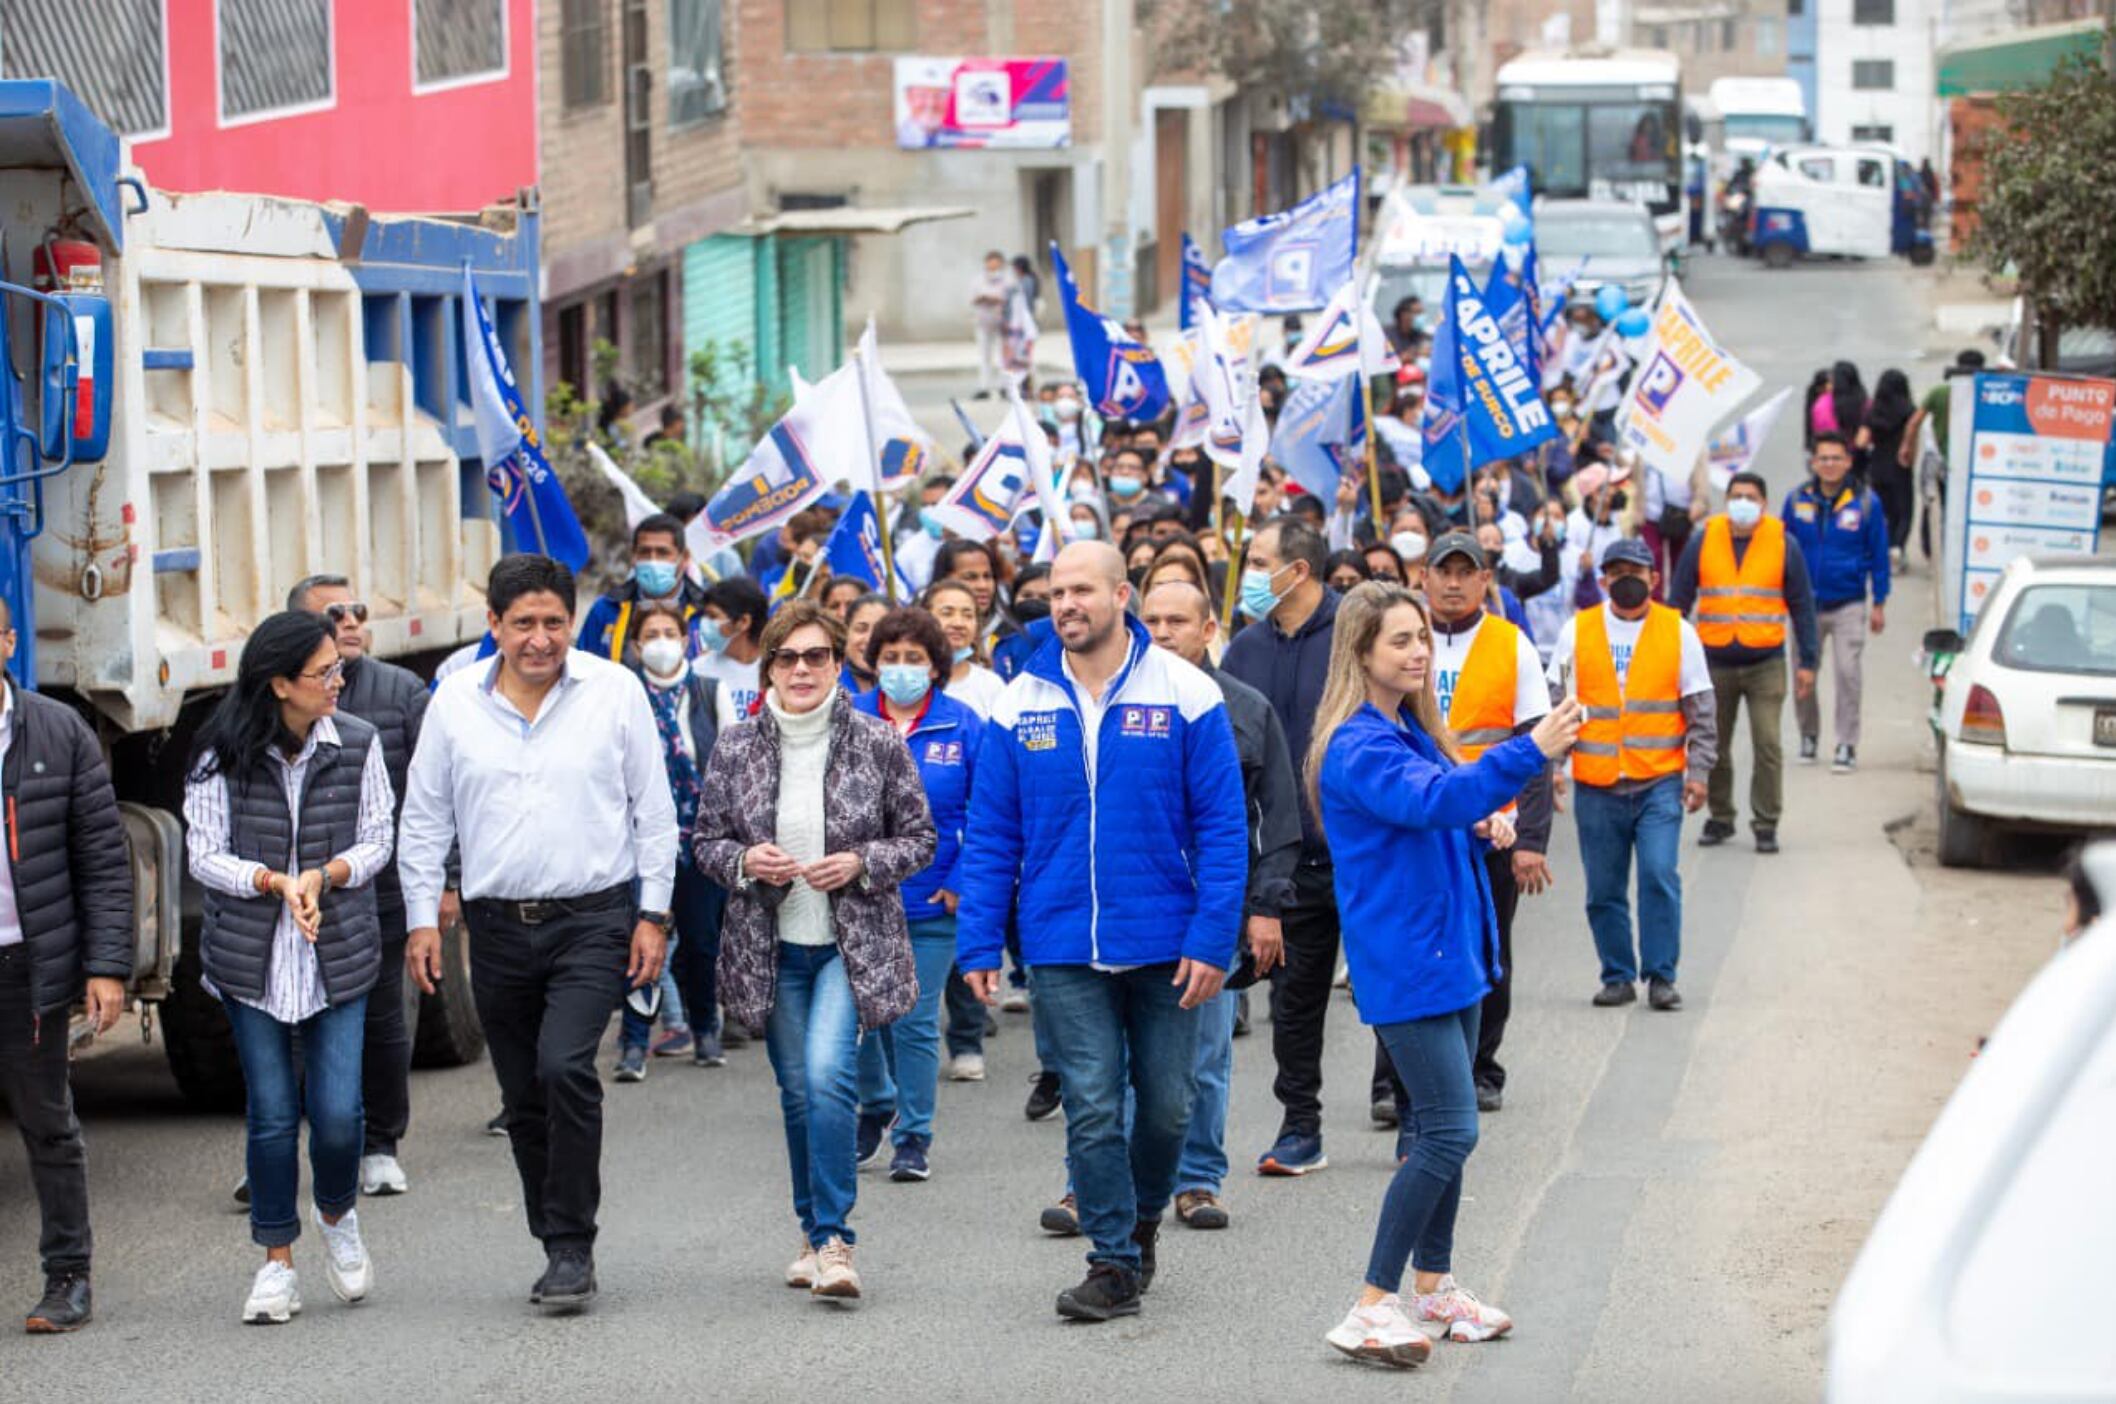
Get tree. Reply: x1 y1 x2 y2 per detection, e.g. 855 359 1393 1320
1969 35 2116 360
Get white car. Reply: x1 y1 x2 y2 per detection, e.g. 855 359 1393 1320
1825 844 2116 1402
1927 554 2116 868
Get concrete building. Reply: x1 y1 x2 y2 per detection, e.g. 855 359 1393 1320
1629 2 1793 88
1813 0 1940 163
1789 0 1821 125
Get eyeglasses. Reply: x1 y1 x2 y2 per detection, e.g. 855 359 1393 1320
768 646 837 674
324 601 369 625
299 660 345 686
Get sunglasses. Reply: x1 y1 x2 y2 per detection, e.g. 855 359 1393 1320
768 646 837 674
299 660 346 686
325 601 369 625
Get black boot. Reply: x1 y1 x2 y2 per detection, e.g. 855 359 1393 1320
533 1247 597 1310
25 1270 91 1333
1056 1262 1142 1321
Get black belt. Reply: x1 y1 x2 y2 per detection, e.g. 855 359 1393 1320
469 883 632 927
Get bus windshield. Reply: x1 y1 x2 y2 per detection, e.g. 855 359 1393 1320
1495 98 1681 214
1724 113 1807 145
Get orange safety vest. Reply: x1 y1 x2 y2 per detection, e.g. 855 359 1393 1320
1694 515 1789 650
1447 614 1523 760
1573 603 1687 787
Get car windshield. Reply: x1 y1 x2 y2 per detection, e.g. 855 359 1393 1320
1370 265 1479 324
1725 114 1806 145
1995 584 2116 677
1535 214 1660 260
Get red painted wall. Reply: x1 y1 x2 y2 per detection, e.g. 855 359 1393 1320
129 0 537 213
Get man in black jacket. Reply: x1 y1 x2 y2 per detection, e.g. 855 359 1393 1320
0 599 134 1333
1142 581 1301 1230
290 575 429 1194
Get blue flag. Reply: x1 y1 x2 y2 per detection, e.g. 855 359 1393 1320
1421 255 1557 493
461 268 591 570
1269 374 1363 503
1481 255 1538 385
1492 165 1534 224
1179 232 1213 331
822 491 911 597
1051 242 1170 422
1209 169 1360 314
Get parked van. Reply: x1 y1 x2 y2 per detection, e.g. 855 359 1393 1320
1749 143 1936 269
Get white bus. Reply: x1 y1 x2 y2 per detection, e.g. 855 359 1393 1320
1708 75 1809 171
1492 47 1686 253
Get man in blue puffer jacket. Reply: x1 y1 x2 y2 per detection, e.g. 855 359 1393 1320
958 541 1248 1325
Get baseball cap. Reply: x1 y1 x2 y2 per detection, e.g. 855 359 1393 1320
1599 538 1654 572
1426 531 1487 571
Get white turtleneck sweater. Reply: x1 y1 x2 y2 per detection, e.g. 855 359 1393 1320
768 692 835 946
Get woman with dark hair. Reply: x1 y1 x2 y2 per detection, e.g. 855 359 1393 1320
1305 584 1580 1366
183 610 395 1323
1827 363 1869 458
692 600 936 1300
1859 369 1918 560
1364 541 1408 587
840 593 889 696
934 537 1015 651
1326 549 1371 594
849 607 985 1182
921 578 1007 719
1802 368 1831 450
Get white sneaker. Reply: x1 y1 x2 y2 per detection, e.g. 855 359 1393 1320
786 1241 819 1289
1409 1275 1513 1342
1325 1294 1431 1367
360 1153 408 1196
314 1205 373 1303
947 1053 986 1082
810 1236 861 1300
1000 987 1030 1013
1333 960 1351 990
242 1260 302 1324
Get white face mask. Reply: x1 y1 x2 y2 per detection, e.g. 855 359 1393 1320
1055 396 1082 420
1391 531 1428 563
640 638 686 677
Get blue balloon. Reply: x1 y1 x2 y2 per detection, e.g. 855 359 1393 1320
1615 307 1651 338
1503 220 1533 247
1594 284 1629 321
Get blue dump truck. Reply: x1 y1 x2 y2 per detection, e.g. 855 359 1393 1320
0 80 540 1106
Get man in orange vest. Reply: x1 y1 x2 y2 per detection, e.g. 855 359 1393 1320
1546 540 1719 1011
1668 471 1820 854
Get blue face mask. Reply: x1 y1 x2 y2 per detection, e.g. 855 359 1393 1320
697 619 731 655
634 560 679 597
952 644 974 666
878 663 932 706
1239 565 1288 619
921 511 945 540
1108 474 1144 498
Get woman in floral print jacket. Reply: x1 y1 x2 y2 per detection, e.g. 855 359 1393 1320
692 600 935 1301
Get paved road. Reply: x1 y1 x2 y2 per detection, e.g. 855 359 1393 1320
0 255 2053 1403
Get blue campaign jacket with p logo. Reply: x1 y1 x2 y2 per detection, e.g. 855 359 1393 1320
955 614 1249 973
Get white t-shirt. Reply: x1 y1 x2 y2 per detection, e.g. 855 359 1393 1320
692 650 760 729
1545 604 1714 699
944 663 1007 720
1432 615 1551 729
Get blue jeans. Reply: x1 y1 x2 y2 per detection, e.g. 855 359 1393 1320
1367 1002 1481 1292
1032 963 1200 1270
855 919 956 1142
1174 988 1238 1195
223 994 369 1249
764 944 861 1246
1575 775 1685 985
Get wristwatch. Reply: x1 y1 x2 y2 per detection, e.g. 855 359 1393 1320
639 909 674 932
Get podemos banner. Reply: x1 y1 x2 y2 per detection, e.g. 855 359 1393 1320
894 58 1069 149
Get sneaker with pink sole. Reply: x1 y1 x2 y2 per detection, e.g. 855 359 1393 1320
1324 1295 1432 1368
1409 1275 1513 1342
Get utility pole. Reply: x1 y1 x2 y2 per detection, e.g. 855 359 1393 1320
1102 0 1137 318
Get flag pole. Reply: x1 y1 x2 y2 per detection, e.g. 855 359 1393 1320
851 342 900 605
1361 389 1384 528
1220 507 1245 633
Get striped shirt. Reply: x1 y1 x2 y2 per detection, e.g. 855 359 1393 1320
183 717 396 1023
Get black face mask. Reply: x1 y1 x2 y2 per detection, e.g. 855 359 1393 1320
1014 596 1052 624
1128 566 1151 591
1606 575 1651 610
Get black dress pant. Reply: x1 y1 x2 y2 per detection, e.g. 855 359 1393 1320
1267 864 1341 1139
362 923 412 1157
1375 850 1521 1106
0 947 91 1273
464 888 632 1252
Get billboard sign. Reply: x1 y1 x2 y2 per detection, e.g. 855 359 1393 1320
894 58 1070 149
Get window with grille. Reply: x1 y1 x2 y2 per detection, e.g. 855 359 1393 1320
561 0 609 108
220 0 333 121
1852 0 1894 23
784 0 915 52
415 0 506 88
1850 123 1893 143
1 0 168 136
1755 17 1781 56
628 272 668 400
1852 59 1894 90
669 0 726 123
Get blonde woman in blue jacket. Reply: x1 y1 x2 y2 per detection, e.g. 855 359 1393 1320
1308 582 1580 1368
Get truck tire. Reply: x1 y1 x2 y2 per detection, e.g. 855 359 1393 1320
1935 750 1993 869
1761 241 1795 271
412 918 485 1067
160 942 246 1113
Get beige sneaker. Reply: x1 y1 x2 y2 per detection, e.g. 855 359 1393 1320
810 1236 861 1300
785 1241 818 1289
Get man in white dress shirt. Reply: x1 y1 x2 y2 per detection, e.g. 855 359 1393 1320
400 555 677 1312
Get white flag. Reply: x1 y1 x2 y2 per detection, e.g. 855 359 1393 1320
1613 280 1760 482
1283 281 1400 382
584 441 663 532
1705 386 1794 491
854 318 940 490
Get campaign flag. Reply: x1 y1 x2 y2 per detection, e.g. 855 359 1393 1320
1197 304 1260 474
1705 386 1794 491
1614 280 1762 481
854 319 939 488
689 361 858 555
1270 374 1363 502
1163 329 1211 451
461 268 591 570
789 366 813 401
1283 281 1400 382
822 491 913 596
1481 257 1538 383
1421 256 1558 493
1179 232 1213 332
1052 243 1170 422
1491 165 1535 225
929 392 1054 541
1210 169 1360 315
583 441 663 532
